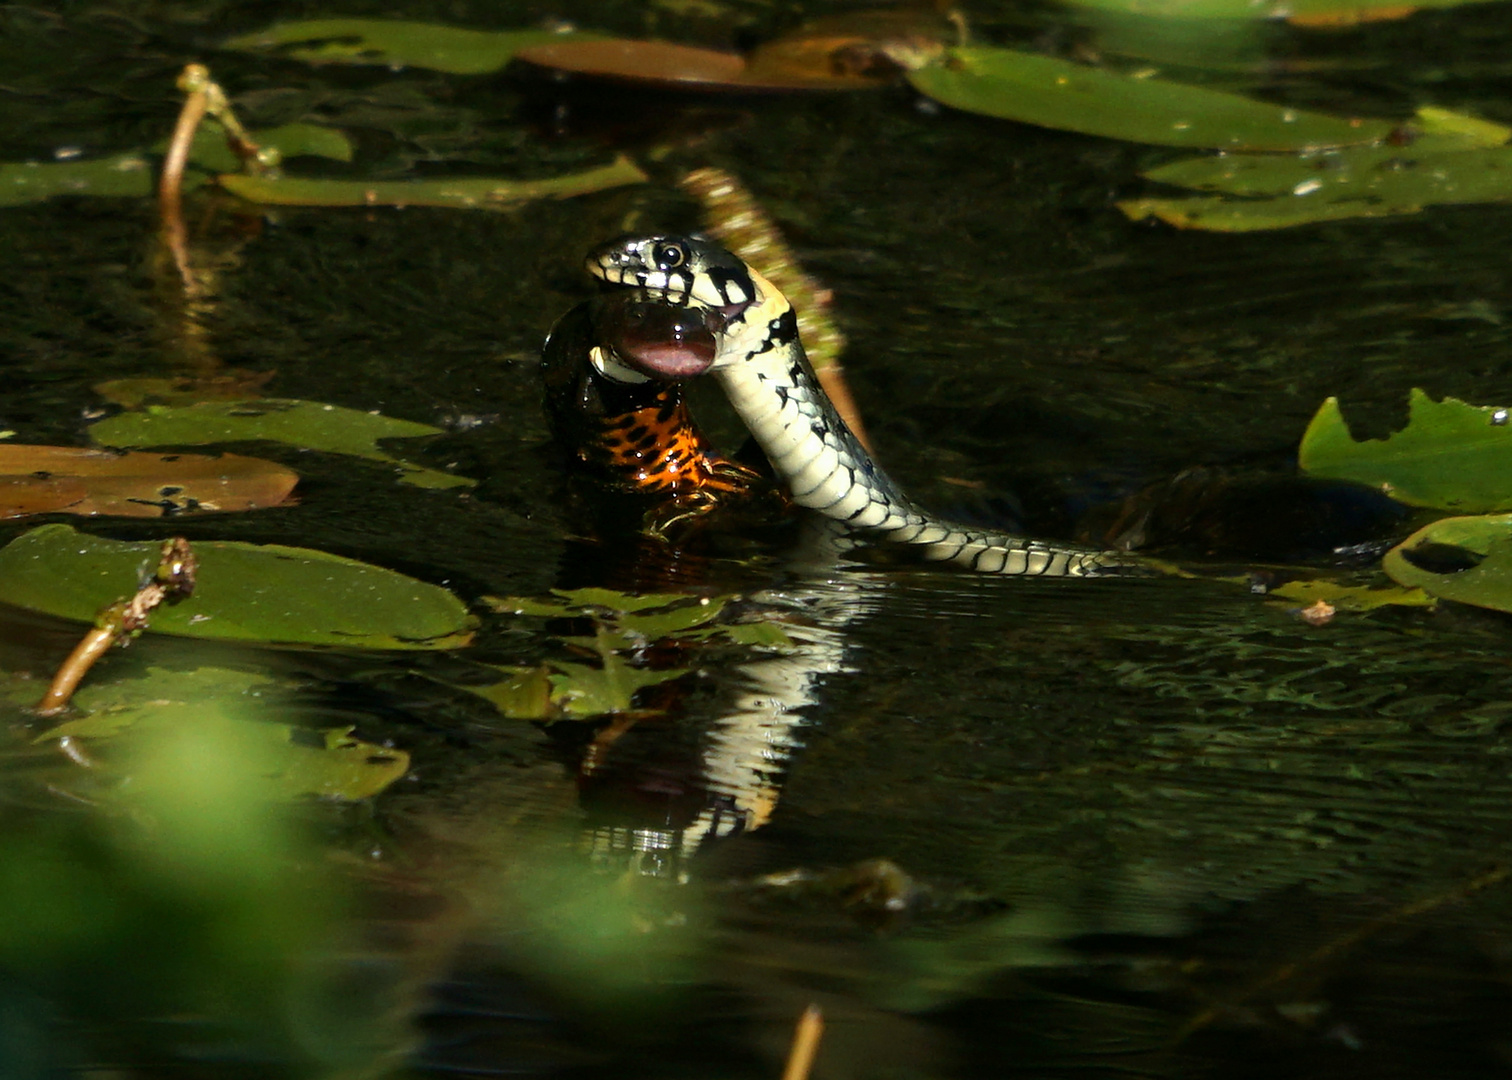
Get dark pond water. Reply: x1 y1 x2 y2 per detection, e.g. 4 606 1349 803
4 1 1512 1077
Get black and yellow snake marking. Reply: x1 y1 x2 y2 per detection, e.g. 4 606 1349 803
586 234 1138 577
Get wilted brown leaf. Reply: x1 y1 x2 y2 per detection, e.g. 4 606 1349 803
0 445 298 518
514 37 868 91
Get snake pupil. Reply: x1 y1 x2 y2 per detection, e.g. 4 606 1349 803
652 242 686 270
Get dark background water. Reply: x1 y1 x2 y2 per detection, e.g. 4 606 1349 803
3 2 1512 1077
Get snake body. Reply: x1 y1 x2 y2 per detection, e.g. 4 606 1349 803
586 234 1134 577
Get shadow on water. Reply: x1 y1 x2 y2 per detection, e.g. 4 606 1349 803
3 1 1512 1077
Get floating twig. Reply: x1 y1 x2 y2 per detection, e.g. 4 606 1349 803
36 537 198 717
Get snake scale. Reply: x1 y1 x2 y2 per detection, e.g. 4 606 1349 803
578 233 1137 578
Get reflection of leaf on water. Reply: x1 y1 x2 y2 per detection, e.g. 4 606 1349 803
1122 107 1512 230
28 666 410 801
1383 514 1512 614
217 156 647 211
0 445 297 518
0 524 475 650
0 122 351 208
473 588 793 720
907 47 1393 150
1300 389 1512 512
223 19 606 75
88 397 472 490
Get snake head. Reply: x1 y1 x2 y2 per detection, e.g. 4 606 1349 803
588 234 758 317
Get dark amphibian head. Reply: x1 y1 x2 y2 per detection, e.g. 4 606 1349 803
597 294 722 380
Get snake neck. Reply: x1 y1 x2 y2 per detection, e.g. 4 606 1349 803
709 265 1130 578
586 234 1140 577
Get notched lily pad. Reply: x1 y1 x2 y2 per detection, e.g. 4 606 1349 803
1384 515 1512 613
216 156 647 211
0 523 474 649
223 19 603 75
907 47 1392 150
0 445 297 518
1300 389 1512 512
88 398 471 490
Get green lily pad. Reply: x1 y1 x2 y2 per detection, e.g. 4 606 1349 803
1383 515 1512 613
1300 389 1512 511
34 667 409 800
548 652 689 717
907 47 1392 150
0 123 352 208
88 398 471 490
1267 578 1434 611
1124 139 1512 232
0 523 474 649
215 156 647 211
223 19 605 75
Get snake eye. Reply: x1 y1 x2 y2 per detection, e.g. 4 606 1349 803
651 242 686 270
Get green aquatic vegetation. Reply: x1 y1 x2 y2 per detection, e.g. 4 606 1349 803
223 19 605 75
0 524 475 649
1383 514 1512 614
473 587 793 719
25 666 410 801
907 46 1392 150
0 122 352 207
1122 108 1512 230
88 397 472 490
1300 389 1512 512
217 156 648 211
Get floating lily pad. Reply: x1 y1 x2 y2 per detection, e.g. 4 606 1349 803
1124 144 1512 231
88 398 471 490
1383 515 1512 613
216 156 647 211
514 37 863 91
223 19 603 75
1300 389 1512 511
1054 0 1497 18
36 667 409 800
0 123 352 208
907 47 1392 150
1266 578 1433 611
0 524 474 649
0 445 297 518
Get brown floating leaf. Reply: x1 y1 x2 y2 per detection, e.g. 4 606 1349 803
0 446 298 519
515 38 871 91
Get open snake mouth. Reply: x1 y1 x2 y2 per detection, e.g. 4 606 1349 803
598 294 733 380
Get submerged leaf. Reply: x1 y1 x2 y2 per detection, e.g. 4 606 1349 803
908 47 1392 150
0 445 296 519
1383 515 1512 613
1300 390 1512 511
0 524 474 649
88 398 471 490
216 156 647 211
223 19 602 75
